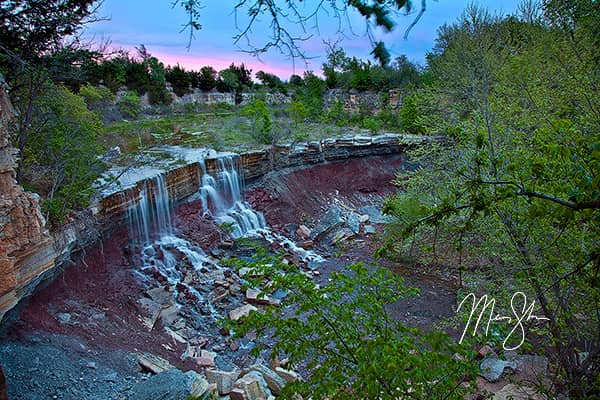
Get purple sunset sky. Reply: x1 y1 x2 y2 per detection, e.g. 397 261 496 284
83 0 523 79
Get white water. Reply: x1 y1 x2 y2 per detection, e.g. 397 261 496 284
125 173 220 311
199 155 267 238
198 155 323 264
125 155 323 295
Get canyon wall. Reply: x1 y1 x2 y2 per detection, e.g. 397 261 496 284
98 134 441 233
0 78 54 322
0 73 438 322
0 78 101 322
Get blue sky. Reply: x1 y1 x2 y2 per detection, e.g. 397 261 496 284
83 0 523 79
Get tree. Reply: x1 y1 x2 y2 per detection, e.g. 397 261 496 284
255 70 286 94
0 0 100 61
292 71 326 119
197 66 217 91
289 74 303 87
381 2 600 396
177 0 428 58
23 83 104 223
242 98 272 144
166 64 192 97
226 251 475 399
217 63 252 104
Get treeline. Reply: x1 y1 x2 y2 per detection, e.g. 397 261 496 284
322 42 422 91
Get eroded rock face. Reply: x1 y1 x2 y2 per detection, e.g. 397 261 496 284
0 76 53 321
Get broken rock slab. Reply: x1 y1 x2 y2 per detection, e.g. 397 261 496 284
229 304 258 321
364 225 376 234
232 371 272 400
242 364 287 395
296 224 311 239
130 369 209 400
493 383 547 400
347 213 361 234
359 205 392 224
246 289 281 306
137 353 174 374
310 205 345 242
146 287 174 305
206 369 240 395
479 357 517 382
196 350 217 368
275 367 300 383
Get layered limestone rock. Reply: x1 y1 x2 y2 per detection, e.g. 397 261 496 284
0 77 54 321
324 88 405 113
98 133 441 233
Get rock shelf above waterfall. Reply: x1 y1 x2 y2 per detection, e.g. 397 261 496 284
97 133 443 233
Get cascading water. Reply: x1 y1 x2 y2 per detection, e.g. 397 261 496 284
125 173 222 314
126 174 173 245
199 155 266 238
125 155 322 300
198 155 323 265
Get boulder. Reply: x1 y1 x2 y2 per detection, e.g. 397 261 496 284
275 367 300 383
364 225 376 234
130 369 209 400
347 213 361 234
229 304 258 321
146 287 173 305
196 350 217 368
493 383 546 400
233 371 272 400
359 205 392 224
137 298 162 330
137 353 174 374
479 357 517 382
243 364 287 395
206 369 240 395
245 289 280 306
311 206 344 241
331 227 355 244
477 345 497 359
159 304 180 326
296 225 311 239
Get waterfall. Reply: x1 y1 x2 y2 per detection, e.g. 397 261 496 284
125 172 220 310
199 155 266 238
126 174 173 245
198 155 323 265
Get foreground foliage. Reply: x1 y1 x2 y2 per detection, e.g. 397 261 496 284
383 1 599 396
226 251 475 400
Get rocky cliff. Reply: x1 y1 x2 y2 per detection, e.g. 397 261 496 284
0 77 55 322
323 88 405 113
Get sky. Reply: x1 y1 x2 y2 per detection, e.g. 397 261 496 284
82 0 524 80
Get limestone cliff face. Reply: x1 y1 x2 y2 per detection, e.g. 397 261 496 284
0 76 54 321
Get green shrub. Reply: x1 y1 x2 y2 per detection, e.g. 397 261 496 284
25 84 104 223
242 99 272 144
117 91 142 119
79 84 115 111
399 94 425 134
362 116 382 133
225 251 476 399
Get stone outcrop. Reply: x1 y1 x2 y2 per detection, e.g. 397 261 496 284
0 77 101 323
324 88 405 113
98 133 441 232
0 76 54 322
